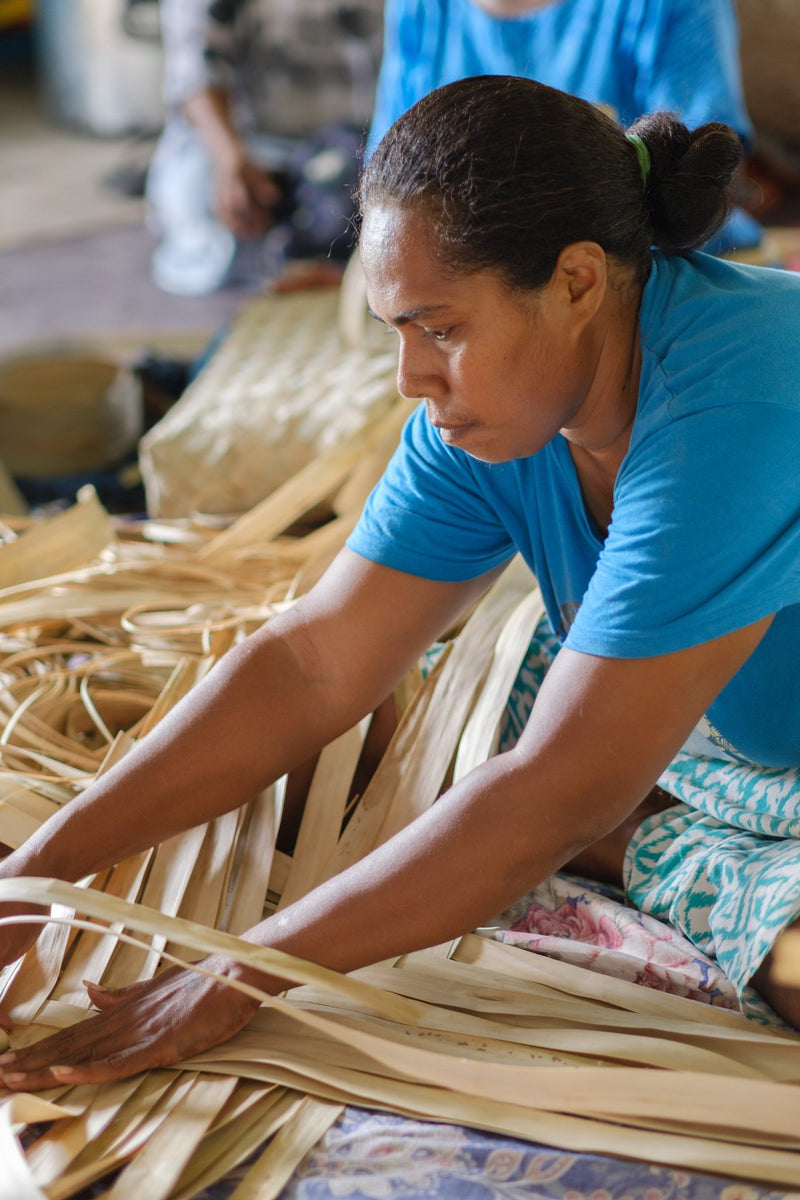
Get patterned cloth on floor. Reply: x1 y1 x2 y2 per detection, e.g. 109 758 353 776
272 1106 787 1200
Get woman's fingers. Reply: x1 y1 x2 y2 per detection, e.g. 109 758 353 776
0 963 259 1090
82 978 142 1010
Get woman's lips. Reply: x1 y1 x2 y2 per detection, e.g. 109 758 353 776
436 424 471 444
429 415 475 442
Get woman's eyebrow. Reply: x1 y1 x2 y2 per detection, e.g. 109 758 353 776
368 304 452 327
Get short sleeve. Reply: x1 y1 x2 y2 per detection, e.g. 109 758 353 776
567 402 800 658
347 404 517 580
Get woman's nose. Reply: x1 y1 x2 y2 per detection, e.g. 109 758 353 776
396 340 442 400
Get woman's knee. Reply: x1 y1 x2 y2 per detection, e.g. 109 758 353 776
750 915 800 1031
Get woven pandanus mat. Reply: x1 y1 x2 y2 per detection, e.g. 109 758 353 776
139 265 401 520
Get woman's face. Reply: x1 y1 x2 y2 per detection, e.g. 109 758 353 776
359 203 596 465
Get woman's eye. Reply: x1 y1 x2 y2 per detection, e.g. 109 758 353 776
426 328 450 342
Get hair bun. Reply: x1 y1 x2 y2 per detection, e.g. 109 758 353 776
628 114 742 253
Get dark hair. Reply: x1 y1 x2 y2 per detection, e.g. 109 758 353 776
359 75 742 289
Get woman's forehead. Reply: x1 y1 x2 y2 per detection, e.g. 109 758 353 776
360 202 423 252
359 204 440 286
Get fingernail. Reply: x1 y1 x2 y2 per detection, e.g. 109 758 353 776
3 1072 26 1085
82 979 107 991
0 1053 16 1065
51 1066 75 1079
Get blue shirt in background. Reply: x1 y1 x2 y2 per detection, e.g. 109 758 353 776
367 0 761 252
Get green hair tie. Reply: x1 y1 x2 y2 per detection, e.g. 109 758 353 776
625 132 651 188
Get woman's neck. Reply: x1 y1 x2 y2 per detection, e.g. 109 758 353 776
561 286 643 535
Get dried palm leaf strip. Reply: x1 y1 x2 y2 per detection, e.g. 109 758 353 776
215 1050 800 1188
45 1072 200 1200
3 739 144 1025
0 782 63 851
0 559 275 636
0 455 27 519
4 884 800 1169
23 1074 168 1188
289 981 782 1079
772 929 800 987
168 1085 315 1200
1 892 800 1190
0 1092 73 1200
101 1072 239 1200
198 398 416 569
321 557 539 887
205 1003 800 1142
226 1096 343 1200
1 1102 48 1200
453 584 545 781
0 487 112 592
354 956 800 1080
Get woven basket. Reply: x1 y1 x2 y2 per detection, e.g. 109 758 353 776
139 260 401 519
0 352 143 478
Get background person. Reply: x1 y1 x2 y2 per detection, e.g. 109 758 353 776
147 0 384 295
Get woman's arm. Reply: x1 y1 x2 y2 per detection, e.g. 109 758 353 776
0 550 487 898
0 554 772 1088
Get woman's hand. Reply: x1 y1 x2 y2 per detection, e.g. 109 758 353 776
0 959 262 1091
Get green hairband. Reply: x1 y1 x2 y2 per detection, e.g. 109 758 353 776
625 132 651 188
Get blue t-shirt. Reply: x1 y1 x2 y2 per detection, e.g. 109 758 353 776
367 0 761 253
347 252 800 768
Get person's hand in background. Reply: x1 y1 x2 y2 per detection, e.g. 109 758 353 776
214 148 281 239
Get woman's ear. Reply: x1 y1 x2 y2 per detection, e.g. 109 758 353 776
553 241 608 322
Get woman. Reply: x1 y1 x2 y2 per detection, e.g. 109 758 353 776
1 75 799 1089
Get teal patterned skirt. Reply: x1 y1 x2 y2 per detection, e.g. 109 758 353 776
499 616 800 1000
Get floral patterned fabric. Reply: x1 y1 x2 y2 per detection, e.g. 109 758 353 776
480 873 742 1009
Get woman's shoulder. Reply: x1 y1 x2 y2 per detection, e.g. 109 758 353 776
640 252 800 402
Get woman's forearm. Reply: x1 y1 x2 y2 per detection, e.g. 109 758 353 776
1 619 367 888
235 743 617 989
